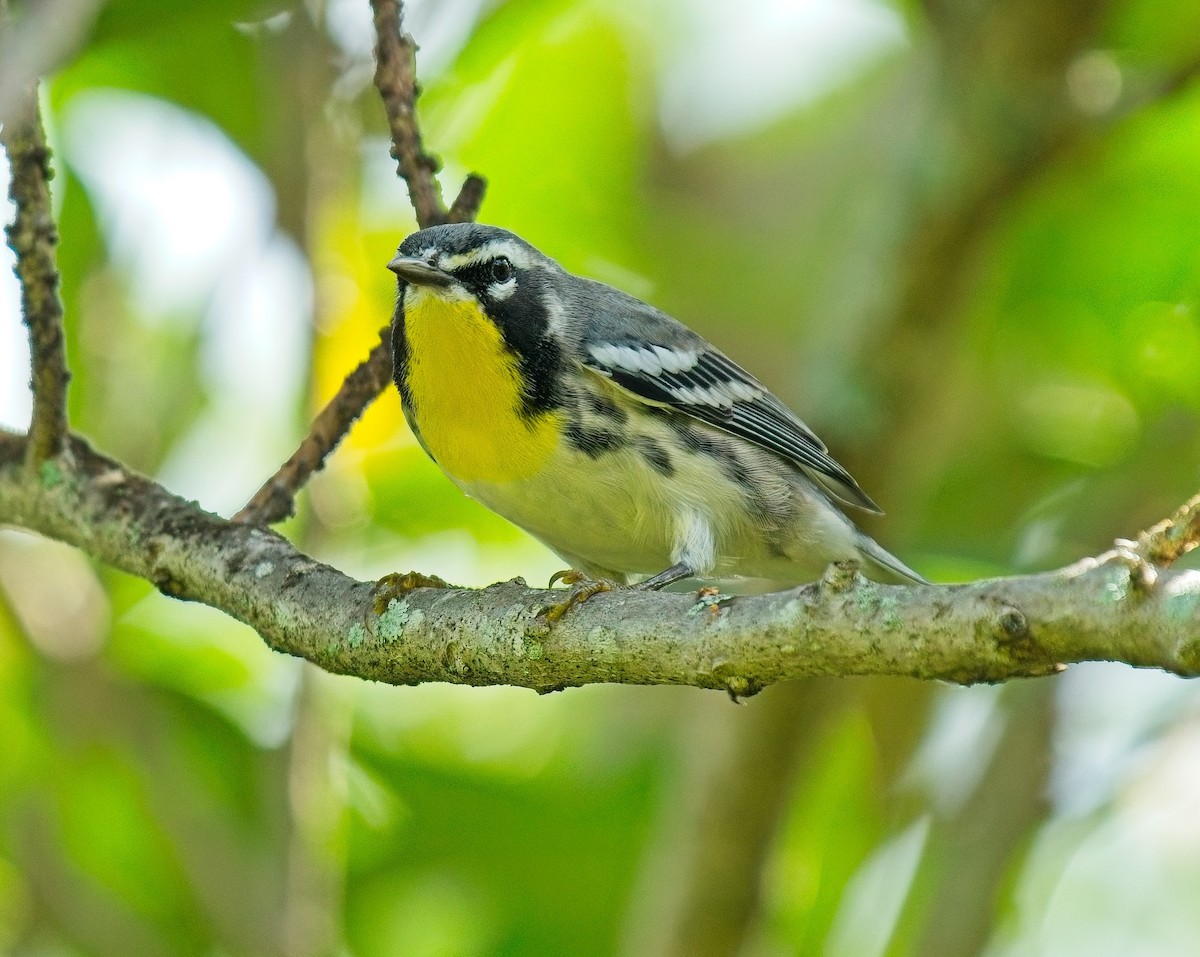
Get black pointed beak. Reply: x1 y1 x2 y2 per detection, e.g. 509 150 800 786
387 256 453 287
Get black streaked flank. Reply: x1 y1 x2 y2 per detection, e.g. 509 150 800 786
673 421 781 514
586 391 628 423
672 421 725 460
637 439 674 477
566 423 625 458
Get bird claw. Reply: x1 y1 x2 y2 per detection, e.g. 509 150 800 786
543 570 618 622
373 571 450 614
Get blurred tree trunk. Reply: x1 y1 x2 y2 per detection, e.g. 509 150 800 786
620 679 851 957
905 679 1055 957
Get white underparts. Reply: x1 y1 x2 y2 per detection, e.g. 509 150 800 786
673 505 716 576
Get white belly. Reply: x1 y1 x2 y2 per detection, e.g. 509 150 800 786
456 441 680 578
452 419 861 583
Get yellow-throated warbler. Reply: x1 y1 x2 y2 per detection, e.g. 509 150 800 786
388 224 923 591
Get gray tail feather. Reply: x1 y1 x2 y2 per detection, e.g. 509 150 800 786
856 534 927 585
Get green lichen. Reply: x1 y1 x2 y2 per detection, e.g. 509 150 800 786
851 581 880 612
878 593 903 630
525 639 544 660
39 459 63 488
849 582 903 629
347 623 366 648
377 597 423 639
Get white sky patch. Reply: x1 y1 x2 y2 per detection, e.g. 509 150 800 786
657 0 907 152
62 92 275 323
56 91 311 513
327 0 491 78
157 232 312 512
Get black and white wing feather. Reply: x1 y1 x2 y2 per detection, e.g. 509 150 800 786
577 292 881 513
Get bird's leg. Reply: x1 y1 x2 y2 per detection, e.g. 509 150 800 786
542 562 695 622
634 562 695 591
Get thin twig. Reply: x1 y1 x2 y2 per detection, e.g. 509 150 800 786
448 173 487 224
234 329 394 524
369 0 446 229
1 2 69 465
1136 490 1200 567
237 1 487 525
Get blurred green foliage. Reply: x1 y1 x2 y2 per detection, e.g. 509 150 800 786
2 0 1200 955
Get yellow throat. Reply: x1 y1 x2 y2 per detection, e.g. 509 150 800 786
401 291 562 483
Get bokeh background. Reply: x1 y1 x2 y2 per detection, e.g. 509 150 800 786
3 0 1200 954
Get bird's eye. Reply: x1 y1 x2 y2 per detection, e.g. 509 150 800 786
490 257 514 283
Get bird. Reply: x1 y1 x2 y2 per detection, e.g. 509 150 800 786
387 223 924 597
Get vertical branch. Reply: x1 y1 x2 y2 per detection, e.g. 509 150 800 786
621 680 850 957
369 0 446 228
236 0 487 526
1 1 69 465
907 681 1055 957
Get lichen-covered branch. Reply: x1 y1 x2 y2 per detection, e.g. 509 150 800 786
2 431 1198 694
1 8 69 466
1136 490 1200 568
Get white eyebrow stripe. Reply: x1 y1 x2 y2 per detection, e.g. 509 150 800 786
437 239 536 272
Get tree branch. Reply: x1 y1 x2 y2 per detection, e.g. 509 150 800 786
3 431 1198 694
447 172 487 224
1 2 69 466
1135 490 1200 568
235 0 487 526
369 0 446 227
234 329 394 524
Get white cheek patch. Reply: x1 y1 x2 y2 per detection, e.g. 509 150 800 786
487 278 518 301
543 292 570 337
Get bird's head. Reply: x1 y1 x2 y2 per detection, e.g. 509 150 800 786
388 223 564 325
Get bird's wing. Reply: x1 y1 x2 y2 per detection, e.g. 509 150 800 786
577 291 881 513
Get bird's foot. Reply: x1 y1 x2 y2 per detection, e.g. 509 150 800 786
544 569 619 622
373 570 450 614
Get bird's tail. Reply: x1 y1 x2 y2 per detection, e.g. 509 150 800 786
856 533 927 585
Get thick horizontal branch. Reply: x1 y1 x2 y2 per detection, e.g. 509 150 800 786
3 432 1198 693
